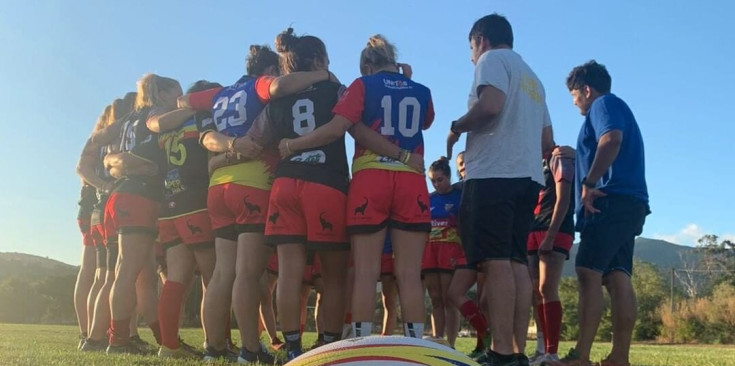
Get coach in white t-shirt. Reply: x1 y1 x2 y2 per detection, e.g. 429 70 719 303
447 13 554 366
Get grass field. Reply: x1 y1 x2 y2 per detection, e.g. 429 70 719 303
0 324 733 365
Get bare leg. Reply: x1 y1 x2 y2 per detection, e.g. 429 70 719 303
440 272 459 347
511 261 532 354
232 232 270 352
74 245 97 337
483 260 516 355
424 272 444 337
202 238 237 350
391 229 428 327
605 271 636 364
318 251 348 336
573 267 604 361
380 274 398 335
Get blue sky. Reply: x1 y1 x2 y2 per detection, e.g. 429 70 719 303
1 1 733 265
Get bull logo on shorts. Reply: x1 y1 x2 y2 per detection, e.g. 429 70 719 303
417 195 429 213
319 212 333 232
354 197 369 216
268 211 280 225
243 196 262 214
186 220 203 235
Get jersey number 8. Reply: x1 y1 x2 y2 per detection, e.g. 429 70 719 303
380 95 421 137
292 98 316 136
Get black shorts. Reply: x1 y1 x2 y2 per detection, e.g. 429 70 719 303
459 178 540 266
575 195 649 277
106 242 119 269
96 245 108 269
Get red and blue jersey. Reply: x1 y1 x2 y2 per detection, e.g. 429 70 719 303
190 75 273 138
188 75 276 189
332 71 434 174
428 188 461 245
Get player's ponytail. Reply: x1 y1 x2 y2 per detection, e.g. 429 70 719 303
275 27 328 74
135 73 180 110
429 156 452 178
360 34 397 75
246 44 280 77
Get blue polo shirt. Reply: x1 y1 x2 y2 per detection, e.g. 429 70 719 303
575 93 648 230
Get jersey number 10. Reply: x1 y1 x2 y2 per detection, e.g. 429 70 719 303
380 95 420 137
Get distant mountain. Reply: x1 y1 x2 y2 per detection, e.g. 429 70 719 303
0 252 77 280
562 237 699 277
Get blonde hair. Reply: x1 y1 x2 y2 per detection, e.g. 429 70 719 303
360 34 397 75
135 73 179 110
93 105 113 132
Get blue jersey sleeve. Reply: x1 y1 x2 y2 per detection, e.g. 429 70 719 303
590 96 626 140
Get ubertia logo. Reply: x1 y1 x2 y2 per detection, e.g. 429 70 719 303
383 79 411 89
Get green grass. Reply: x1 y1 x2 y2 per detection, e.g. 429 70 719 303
0 323 733 365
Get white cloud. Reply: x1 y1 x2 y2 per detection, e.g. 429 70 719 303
654 223 735 246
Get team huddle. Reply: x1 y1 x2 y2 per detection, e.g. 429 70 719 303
72 13 649 366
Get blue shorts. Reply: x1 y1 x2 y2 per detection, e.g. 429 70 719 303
575 195 649 276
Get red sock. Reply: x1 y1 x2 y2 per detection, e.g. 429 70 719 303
543 301 562 354
158 281 185 349
459 300 488 335
344 312 352 324
110 318 131 346
536 303 547 347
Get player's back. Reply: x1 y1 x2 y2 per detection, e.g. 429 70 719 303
269 80 348 191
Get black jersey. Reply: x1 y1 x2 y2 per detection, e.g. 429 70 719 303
158 112 212 216
113 107 164 200
266 81 349 192
531 155 575 235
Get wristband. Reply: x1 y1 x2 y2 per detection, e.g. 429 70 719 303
450 120 461 134
582 177 596 189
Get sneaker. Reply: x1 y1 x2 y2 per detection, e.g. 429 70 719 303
106 341 145 355
129 335 156 355
544 348 593 366
77 334 86 351
597 357 630 366
529 351 546 366
539 354 560 366
178 338 204 358
271 337 284 351
203 346 239 362
238 346 280 365
158 345 197 359
80 338 108 352
469 347 486 359
286 348 303 362
480 350 521 366
226 338 240 354
515 353 530 366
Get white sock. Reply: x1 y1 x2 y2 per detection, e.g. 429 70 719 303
404 322 424 338
536 330 545 354
352 322 372 338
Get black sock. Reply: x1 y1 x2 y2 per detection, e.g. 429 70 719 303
323 332 341 344
283 330 302 352
490 350 516 363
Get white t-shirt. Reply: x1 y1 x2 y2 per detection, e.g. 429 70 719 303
465 49 551 185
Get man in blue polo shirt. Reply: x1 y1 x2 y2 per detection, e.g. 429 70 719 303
552 61 649 366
